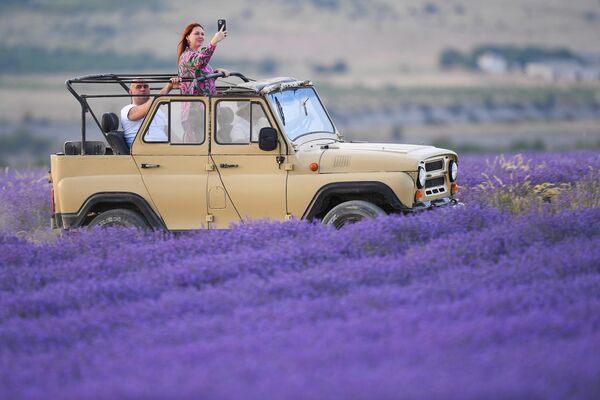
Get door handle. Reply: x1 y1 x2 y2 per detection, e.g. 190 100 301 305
141 163 160 169
219 163 239 168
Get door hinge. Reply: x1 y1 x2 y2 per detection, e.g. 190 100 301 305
206 214 214 222
206 163 215 171
285 214 294 221
284 163 294 171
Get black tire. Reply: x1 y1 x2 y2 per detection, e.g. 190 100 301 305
321 200 386 229
88 209 150 229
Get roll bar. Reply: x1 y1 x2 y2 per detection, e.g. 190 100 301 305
65 72 251 154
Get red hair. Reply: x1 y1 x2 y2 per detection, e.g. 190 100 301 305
177 23 204 62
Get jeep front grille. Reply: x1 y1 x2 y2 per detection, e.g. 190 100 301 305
425 160 443 172
425 176 446 196
425 187 446 195
426 177 445 188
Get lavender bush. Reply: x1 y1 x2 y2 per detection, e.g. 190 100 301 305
460 151 600 212
0 168 50 239
1 151 599 399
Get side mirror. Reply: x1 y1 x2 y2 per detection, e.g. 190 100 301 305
258 127 278 151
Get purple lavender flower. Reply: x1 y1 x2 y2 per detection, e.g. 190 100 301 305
1 152 599 399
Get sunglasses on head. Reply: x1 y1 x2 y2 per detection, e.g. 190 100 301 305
133 84 149 89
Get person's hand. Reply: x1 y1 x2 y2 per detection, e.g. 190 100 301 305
210 25 228 46
169 76 181 90
215 68 230 77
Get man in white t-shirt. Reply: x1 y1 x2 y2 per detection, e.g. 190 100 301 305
228 102 270 143
120 77 180 148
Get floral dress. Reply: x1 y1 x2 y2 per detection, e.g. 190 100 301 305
178 44 217 141
178 44 217 96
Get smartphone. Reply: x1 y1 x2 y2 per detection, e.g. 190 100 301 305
217 19 227 32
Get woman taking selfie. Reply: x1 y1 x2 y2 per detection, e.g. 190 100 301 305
177 22 230 96
177 22 230 141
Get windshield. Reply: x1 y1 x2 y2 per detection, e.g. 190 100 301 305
267 87 335 141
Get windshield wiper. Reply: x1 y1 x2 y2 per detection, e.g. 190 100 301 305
294 134 341 146
302 97 309 116
274 97 286 126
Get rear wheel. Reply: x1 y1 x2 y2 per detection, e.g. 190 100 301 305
321 200 386 229
88 209 150 229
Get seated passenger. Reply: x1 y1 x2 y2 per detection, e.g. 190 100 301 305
120 77 180 148
229 102 270 143
216 106 234 142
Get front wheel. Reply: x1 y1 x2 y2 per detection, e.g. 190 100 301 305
321 200 386 229
88 209 150 230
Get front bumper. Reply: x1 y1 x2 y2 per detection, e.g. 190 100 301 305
405 197 461 213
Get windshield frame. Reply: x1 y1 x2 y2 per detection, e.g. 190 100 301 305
267 86 338 143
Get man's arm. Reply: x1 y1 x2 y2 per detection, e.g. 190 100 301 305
127 98 154 122
127 78 181 121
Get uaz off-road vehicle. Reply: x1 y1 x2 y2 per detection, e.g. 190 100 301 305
50 72 459 230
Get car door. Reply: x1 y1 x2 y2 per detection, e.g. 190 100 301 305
207 98 288 228
132 97 210 230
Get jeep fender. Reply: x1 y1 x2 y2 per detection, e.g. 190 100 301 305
302 182 407 220
58 192 166 230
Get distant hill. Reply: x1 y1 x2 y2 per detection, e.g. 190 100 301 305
0 0 598 78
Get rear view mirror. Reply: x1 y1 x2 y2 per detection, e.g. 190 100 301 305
258 127 278 151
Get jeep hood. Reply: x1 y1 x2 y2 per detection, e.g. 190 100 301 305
316 142 457 173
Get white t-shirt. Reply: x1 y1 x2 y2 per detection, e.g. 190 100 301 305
120 104 168 147
227 117 270 144
229 118 250 143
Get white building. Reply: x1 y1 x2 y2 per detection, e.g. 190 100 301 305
477 52 508 74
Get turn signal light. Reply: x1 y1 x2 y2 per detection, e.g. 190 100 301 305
309 163 319 172
415 190 423 202
451 183 459 194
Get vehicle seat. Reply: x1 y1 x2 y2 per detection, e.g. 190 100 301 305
64 141 106 155
101 112 130 155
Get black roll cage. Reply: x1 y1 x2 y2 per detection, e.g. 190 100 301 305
65 72 252 154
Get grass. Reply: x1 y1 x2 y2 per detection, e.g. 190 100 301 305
472 154 600 214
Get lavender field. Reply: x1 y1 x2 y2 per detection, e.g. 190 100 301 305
1 152 600 399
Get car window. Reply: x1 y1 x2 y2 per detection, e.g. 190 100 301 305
143 101 205 144
251 103 271 142
141 103 168 144
216 101 271 144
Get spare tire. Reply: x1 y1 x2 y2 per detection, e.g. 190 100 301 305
88 209 150 230
321 200 386 229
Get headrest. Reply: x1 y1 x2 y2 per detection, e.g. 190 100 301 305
101 112 120 133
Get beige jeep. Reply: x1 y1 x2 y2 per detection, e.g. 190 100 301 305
50 72 459 230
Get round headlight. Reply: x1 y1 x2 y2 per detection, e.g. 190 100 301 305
449 160 458 182
417 167 426 189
